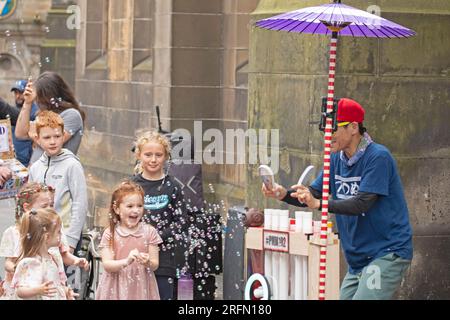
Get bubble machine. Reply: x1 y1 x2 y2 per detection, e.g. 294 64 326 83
244 209 340 300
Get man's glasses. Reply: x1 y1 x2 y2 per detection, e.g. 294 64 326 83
337 122 351 128
320 122 352 134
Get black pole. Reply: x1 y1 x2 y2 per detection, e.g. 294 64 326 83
156 105 163 133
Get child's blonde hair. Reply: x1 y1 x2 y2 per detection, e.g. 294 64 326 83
35 110 65 136
108 181 145 249
15 182 55 224
18 208 61 261
134 131 171 174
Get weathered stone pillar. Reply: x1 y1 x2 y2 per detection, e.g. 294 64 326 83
41 0 77 90
247 0 450 299
107 0 133 81
153 0 172 131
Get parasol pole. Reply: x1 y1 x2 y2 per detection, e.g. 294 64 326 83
318 28 341 301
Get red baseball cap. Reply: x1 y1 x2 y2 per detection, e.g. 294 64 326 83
337 98 365 123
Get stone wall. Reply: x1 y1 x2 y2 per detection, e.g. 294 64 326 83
76 0 259 221
0 0 52 102
75 0 155 222
169 0 258 207
40 0 77 89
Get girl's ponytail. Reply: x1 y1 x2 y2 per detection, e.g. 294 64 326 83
16 209 61 266
16 211 33 267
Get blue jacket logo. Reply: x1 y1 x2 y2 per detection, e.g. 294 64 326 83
144 195 169 211
0 0 17 20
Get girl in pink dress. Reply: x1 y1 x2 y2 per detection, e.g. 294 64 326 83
95 181 162 300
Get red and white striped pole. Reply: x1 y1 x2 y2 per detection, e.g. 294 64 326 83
318 31 339 300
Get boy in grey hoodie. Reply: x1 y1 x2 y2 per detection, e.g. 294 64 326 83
28 111 88 251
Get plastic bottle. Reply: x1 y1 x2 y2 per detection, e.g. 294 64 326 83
327 221 333 235
177 273 194 300
302 212 313 234
295 211 303 233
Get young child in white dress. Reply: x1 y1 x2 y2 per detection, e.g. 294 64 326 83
11 208 78 300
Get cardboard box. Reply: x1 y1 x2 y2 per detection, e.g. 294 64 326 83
0 119 15 160
0 119 29 200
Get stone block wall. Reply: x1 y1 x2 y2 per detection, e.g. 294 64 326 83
0 0 52 101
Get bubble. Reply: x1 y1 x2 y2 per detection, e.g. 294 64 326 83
168 278 173 284
215 265 220 271
197 285 203 291
236 251 241 257
234 283 239 290
45 57 51 63
5 30 10 37
201 279 206 285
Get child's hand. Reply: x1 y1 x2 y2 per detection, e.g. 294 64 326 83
0 280 5 297
39 281 57 298
65 287 79 300
28 121 38 141
138 253 150 266
0 166 12 187
75 257 90 271
126 249 140 266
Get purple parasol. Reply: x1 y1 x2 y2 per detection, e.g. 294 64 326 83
256 0 415 301
256 1 416 38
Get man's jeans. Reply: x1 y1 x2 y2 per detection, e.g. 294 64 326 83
340 253 411 300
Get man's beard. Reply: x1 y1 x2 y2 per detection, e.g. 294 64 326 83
15 101 24 108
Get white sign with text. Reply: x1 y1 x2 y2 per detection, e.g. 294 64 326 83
263 230 289 253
